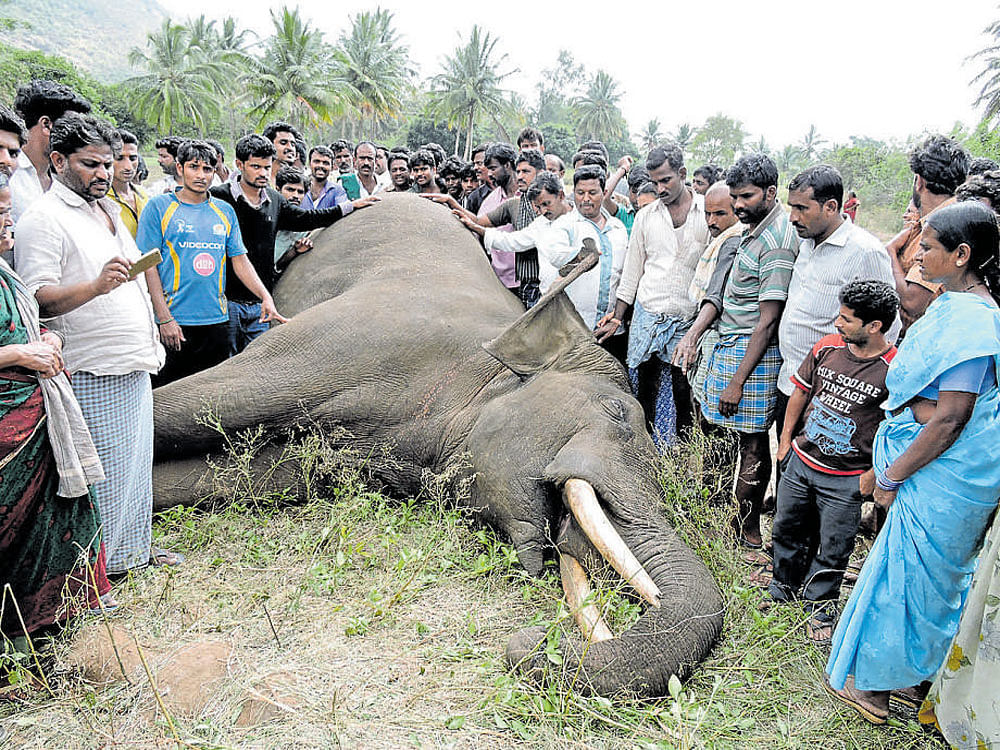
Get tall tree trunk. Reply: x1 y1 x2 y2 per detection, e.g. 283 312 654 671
464 105 475 160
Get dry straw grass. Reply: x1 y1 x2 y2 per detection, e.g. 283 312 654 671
0 426 944 749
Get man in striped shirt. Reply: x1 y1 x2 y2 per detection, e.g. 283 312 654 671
700 154 799 553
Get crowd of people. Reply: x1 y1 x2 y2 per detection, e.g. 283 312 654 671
0 76 999 745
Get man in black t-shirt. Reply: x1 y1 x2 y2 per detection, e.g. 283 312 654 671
757 280 899 644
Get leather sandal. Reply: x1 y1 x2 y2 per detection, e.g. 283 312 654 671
823 675 888 725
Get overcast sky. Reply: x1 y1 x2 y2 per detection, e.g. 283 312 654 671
168 0 998 148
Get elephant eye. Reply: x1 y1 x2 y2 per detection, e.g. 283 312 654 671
597 395 628 423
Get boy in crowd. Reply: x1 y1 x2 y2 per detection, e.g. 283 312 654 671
760 280 899 644
138 140 281 385
273 166 313 264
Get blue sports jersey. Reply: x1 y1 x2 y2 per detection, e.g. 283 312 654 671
136 194 246 326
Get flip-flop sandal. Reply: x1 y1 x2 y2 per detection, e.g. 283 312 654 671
149 548 185 567
806 611 835 645
823 676 888 725
88 593 119 615
748 562 773 589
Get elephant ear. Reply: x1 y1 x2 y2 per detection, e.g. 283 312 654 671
483 240 598 377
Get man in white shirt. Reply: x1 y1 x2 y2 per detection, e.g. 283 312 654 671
469 168 627 337
10 79 92 224
596 144 710 446
15 112 175 576
148 136 184 196
776 165 897 481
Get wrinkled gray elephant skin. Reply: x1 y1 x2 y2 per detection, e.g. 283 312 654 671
152 194 723 697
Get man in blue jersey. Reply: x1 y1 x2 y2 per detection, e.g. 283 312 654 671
138 140 284 386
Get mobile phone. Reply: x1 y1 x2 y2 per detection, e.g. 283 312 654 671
128 249 163 279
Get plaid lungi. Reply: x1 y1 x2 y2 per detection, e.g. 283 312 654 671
687 328 720 398
72 371 153 574
700 333 782 433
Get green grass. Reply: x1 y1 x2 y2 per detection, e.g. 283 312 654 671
0 428 944 749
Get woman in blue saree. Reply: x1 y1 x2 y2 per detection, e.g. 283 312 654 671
824 200 1000 724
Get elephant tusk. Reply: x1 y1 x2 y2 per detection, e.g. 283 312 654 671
560 552 614 643
563 478 661 609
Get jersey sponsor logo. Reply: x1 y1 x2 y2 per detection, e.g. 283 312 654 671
213 223 226 236
177 240 224 251
174 219 195 234
193 252 216 276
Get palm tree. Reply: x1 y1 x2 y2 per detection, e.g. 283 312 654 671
752 135 771 157
573 69 626 142
635 118 664 152
671 122 697 151
971 16 1000 124
426 26 516 159
798 124 827 162
126 19 228 134
776 144 802 174
246 7 345 133
334 9 413 138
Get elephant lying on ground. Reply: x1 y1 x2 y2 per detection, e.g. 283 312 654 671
153 194 723 697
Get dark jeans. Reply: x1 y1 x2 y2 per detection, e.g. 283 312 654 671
152 322 229 387
773 389 790 490
769 451 863 606
226 300 270 356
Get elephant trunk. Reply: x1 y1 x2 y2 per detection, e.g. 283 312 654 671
507 476 723 697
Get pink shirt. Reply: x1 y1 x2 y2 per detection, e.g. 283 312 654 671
478 185 516 288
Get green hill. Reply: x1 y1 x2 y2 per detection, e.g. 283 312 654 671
0 0 169 82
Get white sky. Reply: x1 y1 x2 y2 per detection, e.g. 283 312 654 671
167 0 998 148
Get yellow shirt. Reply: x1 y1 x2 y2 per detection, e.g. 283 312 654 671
107 183 148 238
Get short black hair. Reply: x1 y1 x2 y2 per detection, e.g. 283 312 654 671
438 155 467 179
294 139 307 164
421 142 447 168
968 156 999 177
573 164 607 190
578 140 609 161
517 126 544 148
471 143 491 159
693 164 722 184
525 171 564 202
207 139 225 161
235 133 276 162
646 144 684 173
275 165 307 190
354 140 377 157
330 138 354 154
485 142 517 168
726 153 779 191
460 163 479 180
262 121 302 143
957 170 1000 210
0 104 27 145
117 129 138 147
909 135 969 196
788 164 844 209
155 135 185 157
839 280 899 332
571 150 608 172
408 149 435 169
14 79 91 129
49 112 120 157
636 181 658 199
387 151 410 168
626 166 650 193
309 145 334 161
177 139 218 167
516 148 546 171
